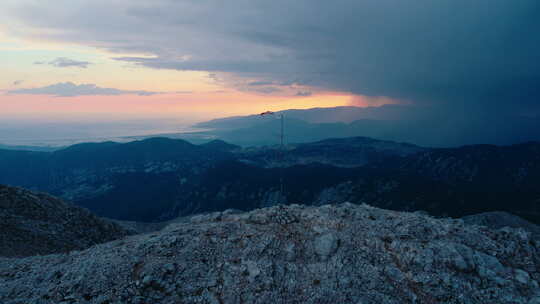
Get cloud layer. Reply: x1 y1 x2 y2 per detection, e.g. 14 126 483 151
50 57 91 68
2 1 539 116
34 57 92 68
8 82 160 97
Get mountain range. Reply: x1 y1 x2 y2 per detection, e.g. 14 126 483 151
195 105 423 130
191 105 540 147
1 136 539 224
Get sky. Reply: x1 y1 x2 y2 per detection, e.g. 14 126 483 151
0 0 372 123
1 0 539 144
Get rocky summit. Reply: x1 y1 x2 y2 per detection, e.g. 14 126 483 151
1 203 539 303
0 185 130 258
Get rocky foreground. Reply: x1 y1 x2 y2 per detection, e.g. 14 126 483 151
1 203 539 303
0 185 130 257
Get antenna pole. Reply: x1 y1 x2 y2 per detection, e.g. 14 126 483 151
279 114 284 201
280 114 284 149
259 110 285 204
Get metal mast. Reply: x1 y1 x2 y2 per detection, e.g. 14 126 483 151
279 113 284 199
279 113 284 149
260 111 285 203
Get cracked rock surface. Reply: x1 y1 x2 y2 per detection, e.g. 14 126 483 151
1 203 539 303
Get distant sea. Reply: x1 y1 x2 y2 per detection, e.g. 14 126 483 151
0 120 209 148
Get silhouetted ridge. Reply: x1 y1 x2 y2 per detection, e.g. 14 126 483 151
200 139 240 151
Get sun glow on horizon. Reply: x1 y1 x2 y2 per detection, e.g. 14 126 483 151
1 90 367 122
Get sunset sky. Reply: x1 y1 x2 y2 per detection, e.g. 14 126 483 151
0 34 361 123
1 0 539 139
0 2 377 123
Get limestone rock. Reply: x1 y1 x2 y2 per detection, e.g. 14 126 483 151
1 203 539 303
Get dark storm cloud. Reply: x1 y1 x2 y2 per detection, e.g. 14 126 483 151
8 82 160 97
253 0 540 113
108 1 540 114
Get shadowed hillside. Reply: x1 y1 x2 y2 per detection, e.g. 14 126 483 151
0 184 130 257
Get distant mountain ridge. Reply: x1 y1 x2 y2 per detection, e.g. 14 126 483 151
195 105 413 129
0 143 60 152
193 105 540 147
1 136 539 224
0 137 237 222
196 114 403 147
